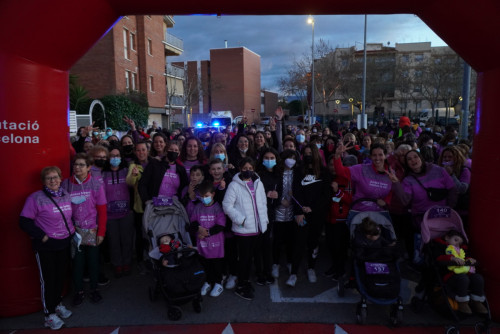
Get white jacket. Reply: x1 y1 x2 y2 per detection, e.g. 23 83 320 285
222 173 268 235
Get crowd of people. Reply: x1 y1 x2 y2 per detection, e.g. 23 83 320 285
20 108 477 329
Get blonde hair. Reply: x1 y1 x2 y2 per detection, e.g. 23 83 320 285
209 143 229 165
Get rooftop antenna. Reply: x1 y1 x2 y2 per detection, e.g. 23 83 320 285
225 40 228 48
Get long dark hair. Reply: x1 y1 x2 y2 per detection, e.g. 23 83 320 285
180 136 206 163
404 149 427 176
301 143 322 178
257 147 281 174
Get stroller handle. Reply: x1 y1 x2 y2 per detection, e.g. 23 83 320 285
351 197 388 210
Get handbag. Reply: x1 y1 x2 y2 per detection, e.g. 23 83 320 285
411 176 448 202
75 226 97 246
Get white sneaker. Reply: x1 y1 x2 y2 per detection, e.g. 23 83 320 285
210 283 224 297
55 304 72 319
44 313 64 330
201 282 212 296
286 274 297 287
225 275 237 289
307 268 317 283
272 264 280 278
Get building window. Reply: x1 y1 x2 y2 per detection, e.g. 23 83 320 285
147 39 152 56
414 54 424 62
130 32 136 51
125 71 130 91
131 72 137 91
149 75 155 92
401 55 410 63
123 28 130 59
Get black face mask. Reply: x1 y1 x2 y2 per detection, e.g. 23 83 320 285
123 145 134 154
94 159 106 168
240 170 254 179
167 151 179 162
303 155 313 164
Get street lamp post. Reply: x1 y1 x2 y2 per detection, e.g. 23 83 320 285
308 16 315 127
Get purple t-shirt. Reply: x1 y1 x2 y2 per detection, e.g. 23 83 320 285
102 168 130 219
158 164 180 198
61 174 106 229
190 202 226 258
402 164 456 214
349 164 393 212
182 159 199 178
20 190 74 239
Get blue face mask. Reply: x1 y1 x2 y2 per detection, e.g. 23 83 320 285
215 153 225 161
106 131 112 136
263 159 276 169
296 134 305 143
93 131 99 136
202 196 213 205
110 157 121 167
316 143 322 149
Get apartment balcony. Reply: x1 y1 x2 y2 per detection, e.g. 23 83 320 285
164 15 175 28
164 32 183 56
166 64 185 78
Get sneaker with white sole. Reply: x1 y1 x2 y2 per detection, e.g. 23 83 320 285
225 275 237 289
210 283 224 297
286 274 297 287
44 313 64 330
201 282 211 296
307 268 317 283
55 304 72 319
271 264 280 278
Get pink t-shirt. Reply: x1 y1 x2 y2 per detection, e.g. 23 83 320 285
20 190 74 239
158 164 180 198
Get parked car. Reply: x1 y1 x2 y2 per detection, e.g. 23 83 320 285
261 116 272 125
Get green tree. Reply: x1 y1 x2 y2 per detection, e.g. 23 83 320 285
69 74 91 113
95 93 149 131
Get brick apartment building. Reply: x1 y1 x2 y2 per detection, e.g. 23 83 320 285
71 15 183 128
173 47 265 125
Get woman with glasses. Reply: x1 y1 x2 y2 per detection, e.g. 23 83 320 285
62 153 107 306
19 166 75 330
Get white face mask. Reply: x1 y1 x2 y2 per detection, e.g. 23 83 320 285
285 158 296 168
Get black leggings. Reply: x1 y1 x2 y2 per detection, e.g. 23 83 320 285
446 273 485 298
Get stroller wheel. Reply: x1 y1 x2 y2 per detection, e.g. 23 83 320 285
356 302 367 324
192 297 202 313
411 296 425 313
167 305 183 321
474 322 490 334
390 302 404 327
445 326 459 334
148 286 158 302
337 276 345 297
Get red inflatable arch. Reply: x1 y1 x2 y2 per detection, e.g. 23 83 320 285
1 0 499 319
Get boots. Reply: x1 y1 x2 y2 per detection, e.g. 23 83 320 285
470 300 488 315
457 301 472 314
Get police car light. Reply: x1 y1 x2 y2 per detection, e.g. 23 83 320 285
196 122 203 128
212 122 220 126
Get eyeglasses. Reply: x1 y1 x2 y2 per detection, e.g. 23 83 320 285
73 163 87 168
94 156 107 159
45 176 60 181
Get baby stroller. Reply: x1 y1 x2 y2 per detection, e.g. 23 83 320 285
338 210 403 325
143 197 206 321
411 206 491 334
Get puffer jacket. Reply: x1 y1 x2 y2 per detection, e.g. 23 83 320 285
222 172 268 235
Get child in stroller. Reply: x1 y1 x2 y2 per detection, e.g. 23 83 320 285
342 212 403 325
143 197 206 321
433 229 488 315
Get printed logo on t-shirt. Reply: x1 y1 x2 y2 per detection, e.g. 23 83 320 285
301 174 322 186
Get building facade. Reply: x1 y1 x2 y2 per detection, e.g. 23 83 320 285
71 15 183 128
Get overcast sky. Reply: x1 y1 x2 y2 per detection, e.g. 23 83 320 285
169 14 447 93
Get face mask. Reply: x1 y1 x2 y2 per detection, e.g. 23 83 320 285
202 196 213 205
425 128 431 132
296 134 305 143
71 195 87 205
93 131 99 136
94 159 106 168
316 143 322 150
448 142 454 146
106 131 112 136
110 157 121 167
442 161 454 166
240 170 253 179
415 149 420 153
327 144 334 152
285 158 296 168
263 159 276 169
426 144 433 149
123 145 134 154
239 148 248 154
167 151 179 162
312 129 317 133
303 155 313 164
215 153 225 161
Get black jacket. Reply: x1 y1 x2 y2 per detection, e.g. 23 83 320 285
138 158 188 203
